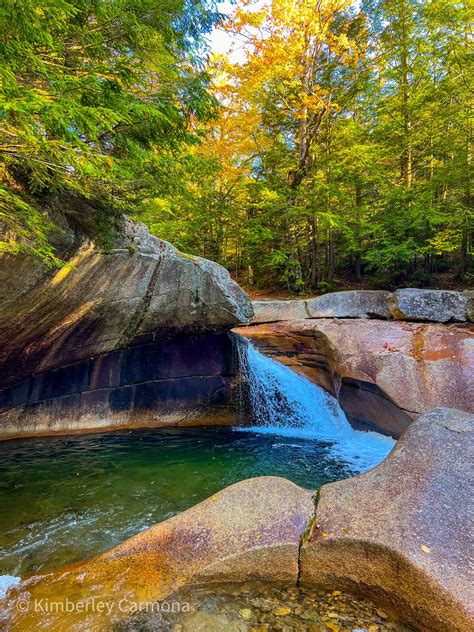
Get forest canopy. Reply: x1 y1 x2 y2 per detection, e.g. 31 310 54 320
0 0 219 262
1 0 472 290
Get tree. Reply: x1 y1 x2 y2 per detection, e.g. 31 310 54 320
0 0 219 262
136 0 473 290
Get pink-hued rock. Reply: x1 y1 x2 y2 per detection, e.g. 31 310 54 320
300 407 474 632
237 319 474 418
1 477 314 631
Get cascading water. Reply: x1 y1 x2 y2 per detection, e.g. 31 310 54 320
234 335 395 473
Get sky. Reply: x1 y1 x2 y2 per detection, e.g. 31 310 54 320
206 0 267 62
207 1 236 56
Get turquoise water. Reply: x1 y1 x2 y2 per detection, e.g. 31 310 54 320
0 426 356 578
0 343 395 585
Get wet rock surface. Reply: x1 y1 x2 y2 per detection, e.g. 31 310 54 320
0 332 238 439
116 582 414 632
234 323 340 397
236 319 474 427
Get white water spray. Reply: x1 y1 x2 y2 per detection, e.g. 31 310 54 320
235 337 395 473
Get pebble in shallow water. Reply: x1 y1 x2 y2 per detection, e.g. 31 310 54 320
114 582 415 632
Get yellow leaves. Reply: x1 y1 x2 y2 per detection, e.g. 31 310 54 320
203 0 367 207
420 544 431 553
273 606 291 616
338 33 350 49
218 0 363 114
233 7 266 29
239 608 253 620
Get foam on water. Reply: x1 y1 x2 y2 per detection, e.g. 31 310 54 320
0 575 20 599
235 337 395 473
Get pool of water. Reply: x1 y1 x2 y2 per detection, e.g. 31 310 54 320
117 581 414 632
0 426 358 578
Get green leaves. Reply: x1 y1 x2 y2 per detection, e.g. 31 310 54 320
0 0 218 262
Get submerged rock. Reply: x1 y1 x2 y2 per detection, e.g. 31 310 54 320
145 582 410 632
389 288 467 322
306 290 392 319
300 407 474 632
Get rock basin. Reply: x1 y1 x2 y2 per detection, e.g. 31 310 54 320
2 408 472 632
236 319 474 437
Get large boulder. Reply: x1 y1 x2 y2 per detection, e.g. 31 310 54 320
389 288 467 322
0 215 253 437
0 216 252 389
309 318 474 417
306 290 392 319
464 290 474 322
1 477 314 630
251 299 308 324
300 408 474 632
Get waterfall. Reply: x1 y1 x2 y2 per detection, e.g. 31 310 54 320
234 335 395 473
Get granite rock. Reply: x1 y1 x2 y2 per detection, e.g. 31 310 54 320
306 291 392 319
389 288 467 322
300 407 474 632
